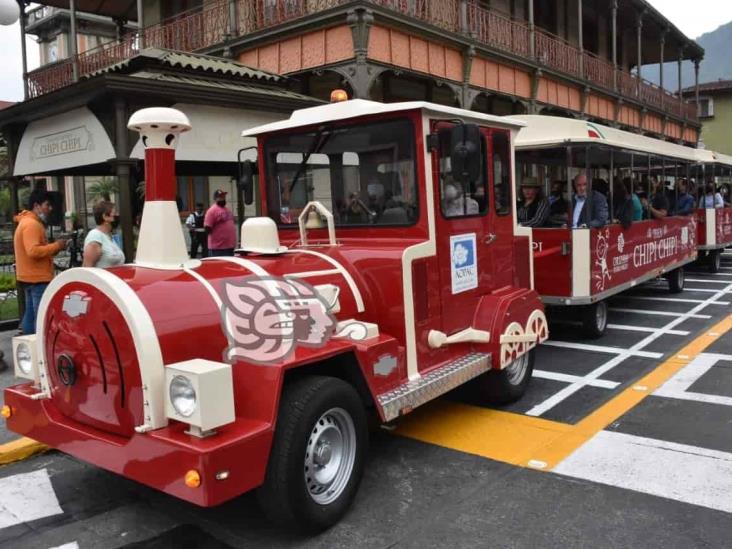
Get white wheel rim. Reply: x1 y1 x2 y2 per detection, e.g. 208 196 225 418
505 352 530 386
304 407 356 505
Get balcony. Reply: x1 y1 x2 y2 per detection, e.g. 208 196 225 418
25 0 698 122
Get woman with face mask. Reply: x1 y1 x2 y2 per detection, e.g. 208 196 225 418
82 200 125 268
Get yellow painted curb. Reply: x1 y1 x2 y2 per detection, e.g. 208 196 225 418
0 437 49 466
395 314 732 472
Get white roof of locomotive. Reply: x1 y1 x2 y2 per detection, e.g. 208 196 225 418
241 99 525 137
512 115 699 162
694 148 732 167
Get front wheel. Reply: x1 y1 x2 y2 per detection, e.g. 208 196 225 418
581 300 608 339
258 376 367 533
667 267 685 293
709 250 722 273
477 348 535 404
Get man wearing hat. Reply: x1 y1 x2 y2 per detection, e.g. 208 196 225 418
204 189 236 257
517 176 549 227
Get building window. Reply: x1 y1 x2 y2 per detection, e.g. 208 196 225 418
699 97 714 118
177 176 208 215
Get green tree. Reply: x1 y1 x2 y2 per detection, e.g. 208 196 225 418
87 177 119 202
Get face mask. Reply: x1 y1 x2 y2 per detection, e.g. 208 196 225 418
111 215 120 230
216 200 226 207
444 185 458 200
38 212 48 225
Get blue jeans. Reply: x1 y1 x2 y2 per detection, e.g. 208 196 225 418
20 282 48 335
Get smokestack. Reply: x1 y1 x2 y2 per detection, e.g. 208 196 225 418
128 108 191 266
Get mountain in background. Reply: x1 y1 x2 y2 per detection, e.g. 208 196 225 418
643 21 732 91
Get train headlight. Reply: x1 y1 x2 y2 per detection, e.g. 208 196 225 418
12 335 39 382
164 360 234 437
169 375 197 418
16 344 33 375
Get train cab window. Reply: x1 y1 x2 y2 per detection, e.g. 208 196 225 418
264 118 418 227
492 131 512 216
436 127 488 218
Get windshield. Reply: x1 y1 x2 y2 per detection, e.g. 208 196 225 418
264 118 418 226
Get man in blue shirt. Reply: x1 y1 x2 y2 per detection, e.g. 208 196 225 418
674 179 695 216
571 174 609 228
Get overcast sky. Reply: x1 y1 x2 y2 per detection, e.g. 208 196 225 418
0 1 731 102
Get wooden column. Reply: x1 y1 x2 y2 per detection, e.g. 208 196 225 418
137 0 145 48
659 29 666 109
678 48 684 114
636 12 643 96
70 0 79 82
19 3 28 99
612 0 618 91
528 0 535 58
694 58 701 117
578 0 584 78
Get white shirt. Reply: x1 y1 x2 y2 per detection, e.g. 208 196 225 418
699 193 724 209
572 196 586 228
84 228 125 268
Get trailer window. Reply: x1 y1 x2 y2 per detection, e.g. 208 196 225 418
436 127 488 218
264 118 418 227
492 131 511 216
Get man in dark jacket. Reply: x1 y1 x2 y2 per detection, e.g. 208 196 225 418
571 174 608 228
674 179 695 216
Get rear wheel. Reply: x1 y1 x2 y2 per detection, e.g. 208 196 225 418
581 300 608 339
667 267 685 293
709 250 722 273
258 376 367 533
478 348 535 404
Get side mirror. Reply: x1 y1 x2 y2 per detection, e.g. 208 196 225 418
450 123 481 185
238 159 257 206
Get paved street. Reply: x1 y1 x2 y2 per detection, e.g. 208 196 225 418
0 250 730 548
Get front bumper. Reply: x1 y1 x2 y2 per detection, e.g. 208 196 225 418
4 383 272 507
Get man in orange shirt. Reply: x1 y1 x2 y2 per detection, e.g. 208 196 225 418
14 190 67 335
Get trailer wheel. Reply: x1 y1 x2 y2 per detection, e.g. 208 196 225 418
478 348 535 404
581 300 608 339
667 267 685 293
709 250 722 273
258 376 367 533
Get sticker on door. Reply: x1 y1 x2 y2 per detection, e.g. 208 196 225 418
450 233 478 294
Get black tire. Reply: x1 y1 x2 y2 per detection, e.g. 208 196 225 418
667 267 685 293
580 300 608 339
477 348 535 404
257 376 368 533
709 250 722 273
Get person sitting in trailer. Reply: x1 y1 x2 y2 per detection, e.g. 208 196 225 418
443 181 479 217
698 182 724 209
664 180 677 215
624 178 644 221
674 179 695 216
642 177 669 220
516 177 549 227
545 181 569 227
720 184 731 207
611 180 633 229
571 173 608 228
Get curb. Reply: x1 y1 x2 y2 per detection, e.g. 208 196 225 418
0 437 49 466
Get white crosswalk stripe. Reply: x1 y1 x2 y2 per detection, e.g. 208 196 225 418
554 431 732 515
0 469 63 528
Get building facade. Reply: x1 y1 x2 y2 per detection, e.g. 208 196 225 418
0 0 708 259
683 80 732 156
20 0 705 145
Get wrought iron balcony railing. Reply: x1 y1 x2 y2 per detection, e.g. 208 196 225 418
24 0 698 123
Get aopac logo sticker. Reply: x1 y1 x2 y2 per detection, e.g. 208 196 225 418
450 233 478 294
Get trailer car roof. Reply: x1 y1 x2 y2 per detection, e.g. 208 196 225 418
241 99 525 137
694 149 732 167
512 115 699 162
